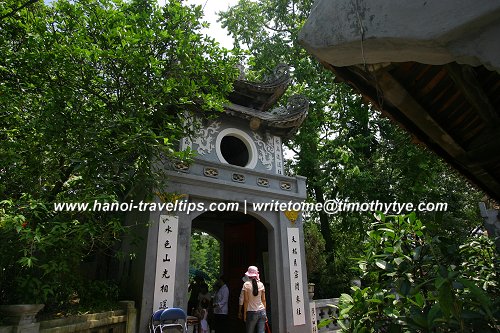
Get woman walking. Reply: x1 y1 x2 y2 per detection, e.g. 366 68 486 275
241 266 267 333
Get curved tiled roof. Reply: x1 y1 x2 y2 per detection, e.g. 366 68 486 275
225 64 309 139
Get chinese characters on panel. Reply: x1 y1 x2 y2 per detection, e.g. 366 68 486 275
153 215 179 311
310 302 318 333
287 227 306 326
274 136 283 175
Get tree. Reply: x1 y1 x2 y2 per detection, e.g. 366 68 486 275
190 231 221 287
220 0 484 297
0 0 237 307
334 214 499 332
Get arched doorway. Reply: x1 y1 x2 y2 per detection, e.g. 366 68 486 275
192 211 271 333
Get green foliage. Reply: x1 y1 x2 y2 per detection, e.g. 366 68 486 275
1 0 237 306
304 220 353 298
303 221 326 278
75 280 120 309
189 231 221 287
0 195 115 304
334 214 499 332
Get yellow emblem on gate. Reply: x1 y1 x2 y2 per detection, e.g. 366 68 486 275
156 192 187 203
284 210 300 224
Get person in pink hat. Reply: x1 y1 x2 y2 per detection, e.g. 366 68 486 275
240 266 267 333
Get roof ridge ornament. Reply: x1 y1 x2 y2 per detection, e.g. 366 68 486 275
268 95 309 130
229 63 292 112
225 94 309 139
261 63 290 86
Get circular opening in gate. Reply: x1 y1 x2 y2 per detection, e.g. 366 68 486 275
220 135 249 167
216 128 257 169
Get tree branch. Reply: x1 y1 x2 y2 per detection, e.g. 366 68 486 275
263 22 292 34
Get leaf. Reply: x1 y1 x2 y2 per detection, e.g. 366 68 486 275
393 257 404 265
340 305 354 315
317 318 334 328
375 259 388 270
400 279 411 296
366 298 382 303
427 303 441 327
437 281 453 319
379 228 395 238
414 292 425 308
409 313 427 328
435 275 446 289
339 293 354 304
457 277 493 318
413 246 423 260
383 306 398 318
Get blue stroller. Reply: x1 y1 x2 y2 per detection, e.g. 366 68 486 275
150 308 188 333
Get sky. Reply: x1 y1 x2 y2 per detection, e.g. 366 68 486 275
184 0 240 49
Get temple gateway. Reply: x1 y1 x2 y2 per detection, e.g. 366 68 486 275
119 64 315 333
